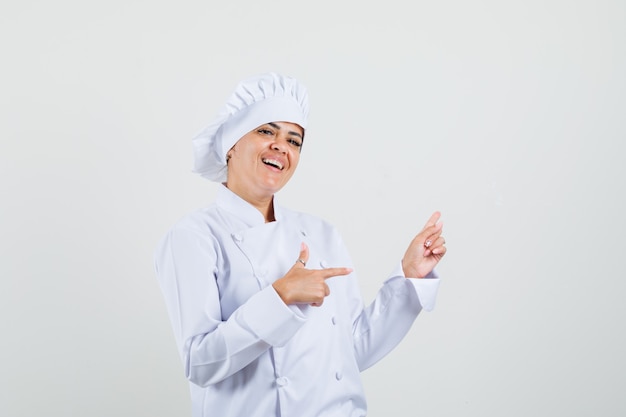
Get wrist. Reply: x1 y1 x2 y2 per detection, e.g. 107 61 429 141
272 281 291 305
402 261 425 279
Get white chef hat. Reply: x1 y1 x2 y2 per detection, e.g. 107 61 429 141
192 72 309 182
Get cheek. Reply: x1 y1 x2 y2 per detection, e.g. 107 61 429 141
291 151 301 167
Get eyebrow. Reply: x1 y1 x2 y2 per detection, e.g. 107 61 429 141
268 122 303 139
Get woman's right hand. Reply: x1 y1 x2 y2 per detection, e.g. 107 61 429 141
272 243 352 307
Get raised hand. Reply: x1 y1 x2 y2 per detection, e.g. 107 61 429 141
401 211 447 278
272 243 352 306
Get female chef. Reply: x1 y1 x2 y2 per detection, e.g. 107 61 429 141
154 72 447 417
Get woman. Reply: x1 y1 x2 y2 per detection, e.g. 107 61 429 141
155 72 447 417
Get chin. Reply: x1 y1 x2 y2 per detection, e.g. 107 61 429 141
265 184 285 195
259 177 290 193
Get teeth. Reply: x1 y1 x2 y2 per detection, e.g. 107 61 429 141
262 158 283 170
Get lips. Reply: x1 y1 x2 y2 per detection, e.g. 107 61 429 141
262 158 284 170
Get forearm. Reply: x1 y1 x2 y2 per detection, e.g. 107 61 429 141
352 277 422 371
181 285 307 387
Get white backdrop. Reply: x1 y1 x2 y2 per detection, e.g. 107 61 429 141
1 0 625 416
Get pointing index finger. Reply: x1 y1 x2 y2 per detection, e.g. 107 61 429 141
321 267 353 279
424 211 441 228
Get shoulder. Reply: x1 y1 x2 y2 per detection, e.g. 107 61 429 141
157 204 222 248
278 206 342 239
175 205 220 229
153 206 225 279
279 205 331 226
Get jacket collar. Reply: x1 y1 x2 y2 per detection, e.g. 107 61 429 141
215 184 284 227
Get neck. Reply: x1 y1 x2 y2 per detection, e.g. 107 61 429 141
225 183 276 223
262 199 276 223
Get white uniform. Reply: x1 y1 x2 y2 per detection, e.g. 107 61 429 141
154 185 440 417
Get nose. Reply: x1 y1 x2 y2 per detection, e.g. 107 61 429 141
271 139 287 154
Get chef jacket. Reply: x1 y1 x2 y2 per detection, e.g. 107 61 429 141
154 185 440 417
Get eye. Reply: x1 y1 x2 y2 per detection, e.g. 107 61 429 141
288 138 302 148
257 128 273 136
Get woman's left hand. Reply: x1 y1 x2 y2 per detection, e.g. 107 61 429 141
401 211 447 278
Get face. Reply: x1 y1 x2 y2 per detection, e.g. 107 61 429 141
226 121 304 199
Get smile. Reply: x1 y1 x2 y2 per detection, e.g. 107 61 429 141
262 158 284 170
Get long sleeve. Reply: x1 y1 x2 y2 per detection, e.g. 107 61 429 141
353 279 420 370
154 224 306 387
328 229 440 371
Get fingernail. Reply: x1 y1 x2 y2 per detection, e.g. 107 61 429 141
301 242 305 250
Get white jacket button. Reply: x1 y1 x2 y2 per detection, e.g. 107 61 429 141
232 233 243 243
335 371 343 381
320 260 328 268
331 316 337 325
276 376 289 387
